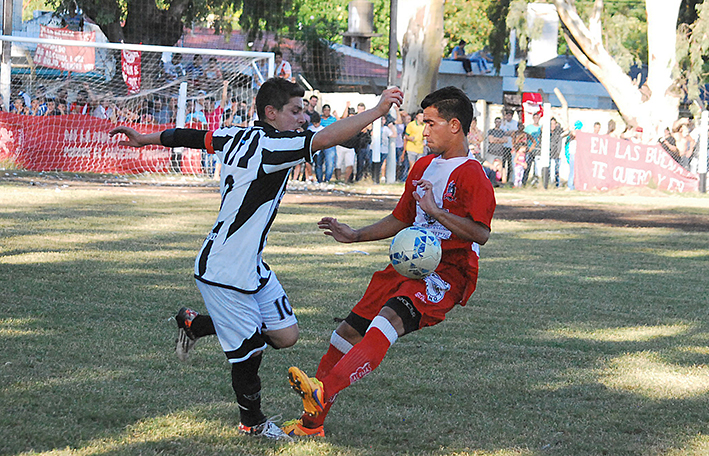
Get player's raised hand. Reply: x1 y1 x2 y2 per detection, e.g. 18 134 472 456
375 87 404 116
110 126 147 147
412 179 442 218
318 217 358 243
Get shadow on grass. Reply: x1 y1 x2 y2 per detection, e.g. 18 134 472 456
2 187 709 455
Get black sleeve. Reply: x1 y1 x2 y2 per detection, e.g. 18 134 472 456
160 128 209 149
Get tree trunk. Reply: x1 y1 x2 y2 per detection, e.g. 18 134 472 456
552 0 681 140
400 0 445 113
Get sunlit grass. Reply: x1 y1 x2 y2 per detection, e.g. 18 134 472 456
602 352 709 399
1 179 709 456
546 324 693 342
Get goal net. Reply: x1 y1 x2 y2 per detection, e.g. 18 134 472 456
0 35 273 176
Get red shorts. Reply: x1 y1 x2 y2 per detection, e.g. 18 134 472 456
351 261 477 329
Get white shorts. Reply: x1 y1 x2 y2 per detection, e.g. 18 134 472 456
195 275 297 363
336 145 355 169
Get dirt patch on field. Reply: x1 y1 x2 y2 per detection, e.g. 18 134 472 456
284 191 709 232
493 202 709 231
3 172 708 232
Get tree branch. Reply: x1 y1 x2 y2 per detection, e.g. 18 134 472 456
589 0 603 45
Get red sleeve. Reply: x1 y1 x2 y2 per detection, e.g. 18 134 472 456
459 160 496 229
205 130 215 155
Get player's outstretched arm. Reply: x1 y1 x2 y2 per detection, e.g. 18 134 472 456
110 126 163 148
111 126 208 150
318 214 408 244
311 87 403 152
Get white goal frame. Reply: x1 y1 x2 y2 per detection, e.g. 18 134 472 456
0 35 275 112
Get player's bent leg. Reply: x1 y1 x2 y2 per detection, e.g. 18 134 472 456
285 319 364 419
337 314 368 344
174 307 218 361
262 323 299 349
175 307 199 361
381 296 421 336
257 275 299 349
294 330 355 432
233 352 292 441
314 297 416 402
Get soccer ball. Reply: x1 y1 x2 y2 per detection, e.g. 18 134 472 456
389 226 442 279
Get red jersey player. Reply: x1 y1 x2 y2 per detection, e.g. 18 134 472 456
283 86 497 437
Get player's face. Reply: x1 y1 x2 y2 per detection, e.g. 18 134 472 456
422 106 455 157
272 96 308 131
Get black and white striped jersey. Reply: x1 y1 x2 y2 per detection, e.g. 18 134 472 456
194 120 314 292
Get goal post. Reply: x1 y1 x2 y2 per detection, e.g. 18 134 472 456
0 35 274 176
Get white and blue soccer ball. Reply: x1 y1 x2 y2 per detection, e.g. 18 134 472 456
389 226 442 279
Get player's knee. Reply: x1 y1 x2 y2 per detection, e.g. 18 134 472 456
263 325 299 349
342 311 371 340
336 319 365 345
383 296 421 336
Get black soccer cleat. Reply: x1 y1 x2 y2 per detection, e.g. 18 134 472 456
175 307 198 361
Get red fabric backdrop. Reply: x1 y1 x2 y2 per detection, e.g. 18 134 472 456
574 132 699 193
0 112 182 174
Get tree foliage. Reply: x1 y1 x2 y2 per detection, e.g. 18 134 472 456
676 1 709 112
503 0 709 125
486 0 511 71
442 0 494 57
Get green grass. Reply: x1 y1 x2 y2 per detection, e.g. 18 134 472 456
1 179 709 455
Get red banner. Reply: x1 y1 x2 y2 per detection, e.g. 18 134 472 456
35 26 96 73
574 132 699 193
122 50 141 94
0 112 176 174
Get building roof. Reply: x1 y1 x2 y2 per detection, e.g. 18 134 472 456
527 54 598 82
179 27 398 93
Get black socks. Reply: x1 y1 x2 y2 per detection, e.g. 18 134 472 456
191 315 216 338
231 354 266 426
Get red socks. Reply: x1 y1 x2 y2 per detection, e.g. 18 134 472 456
301 317 399 429
300 331 351 428
321 316 398 401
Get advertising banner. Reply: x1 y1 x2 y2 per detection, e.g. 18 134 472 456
35 26 96 73
574 132 699 193
0 113 176 174
122 50 142 94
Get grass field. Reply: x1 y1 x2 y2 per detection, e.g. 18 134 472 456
1 175 709 455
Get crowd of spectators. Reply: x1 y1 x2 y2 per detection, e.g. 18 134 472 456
6 46 705 183
4 75 253 129
287 91 434 185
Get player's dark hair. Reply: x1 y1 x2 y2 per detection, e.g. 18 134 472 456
255 77 305 120
421 86 474 136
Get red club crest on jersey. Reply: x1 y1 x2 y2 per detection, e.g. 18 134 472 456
443 181 457 202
